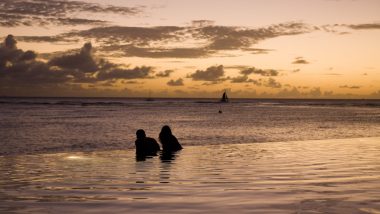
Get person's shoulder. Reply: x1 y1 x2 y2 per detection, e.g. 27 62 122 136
146 137 158 143
171 135 179 142
173 135 182 148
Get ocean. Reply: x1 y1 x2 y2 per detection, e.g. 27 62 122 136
0 97 379 155
1 97 380 213
1 137 380 213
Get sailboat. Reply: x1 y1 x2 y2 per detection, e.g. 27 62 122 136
220 91 229 103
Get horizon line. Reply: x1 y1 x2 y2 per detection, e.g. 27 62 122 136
0 96 379 100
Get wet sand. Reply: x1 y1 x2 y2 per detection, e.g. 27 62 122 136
1 137 380 213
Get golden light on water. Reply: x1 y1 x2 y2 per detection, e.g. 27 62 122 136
66 155 86 160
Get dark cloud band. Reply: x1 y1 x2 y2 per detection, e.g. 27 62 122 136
0 35 158 94
0 0 142 27
16 22 312 59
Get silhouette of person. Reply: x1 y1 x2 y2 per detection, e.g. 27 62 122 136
159 125 183 152
135 129 160 157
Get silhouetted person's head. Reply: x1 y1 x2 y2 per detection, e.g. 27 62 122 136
160 125 172 136
159 125 182 152
136 129 146 139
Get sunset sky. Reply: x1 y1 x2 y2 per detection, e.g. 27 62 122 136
0 0 379 98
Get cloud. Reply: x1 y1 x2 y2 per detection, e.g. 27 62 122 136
264 78 282 88
190 65 280 84
230 75 262 85
346 23 380 30
240 67 279 76
370 90 380 99
96 66 154 81
208 35 251 50
273 87 325 98
292 57 309 64
124 80 142 84
230 75 250 83
0 35 36 67
4 34 17 49
15 35 76 43
102 45 211 58
0 35 155 95
339 85 361 89
250 79 263 86
11 20 380 60
276 87 303 98
49 42 98 73
202 81 221 85
67 26 184 45
242 48 273 54
167 78 184 86
310 87 322 97
196 22 312 50
28 22 311 59
46 17 107 26
224 65 250 70
191 20 215 27
317 23 380 34
235 86 380 99
11 21 313 60
47 42 155 82
0 0 142 27
0 35 72 86
156 70 174 77
187 65 225 81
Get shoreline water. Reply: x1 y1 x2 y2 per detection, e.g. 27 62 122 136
1 137 380 213
1 135 379 157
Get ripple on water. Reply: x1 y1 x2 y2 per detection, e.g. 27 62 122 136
0 137 380 213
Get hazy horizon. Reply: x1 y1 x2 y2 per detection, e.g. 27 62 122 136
1 95 380 100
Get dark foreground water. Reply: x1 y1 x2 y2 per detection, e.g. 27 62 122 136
0 98 379 155
0 137 379 213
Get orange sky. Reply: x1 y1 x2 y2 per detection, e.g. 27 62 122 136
0 0 379 98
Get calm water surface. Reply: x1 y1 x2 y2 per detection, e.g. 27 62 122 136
1 98 379 155
1 137 379 213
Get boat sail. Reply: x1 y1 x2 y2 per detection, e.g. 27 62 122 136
220 91 229 103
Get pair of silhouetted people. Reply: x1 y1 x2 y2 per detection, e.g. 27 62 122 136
135 125 182 157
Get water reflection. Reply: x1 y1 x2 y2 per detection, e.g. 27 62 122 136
134 150 180 183
1 138 380 213
158 151 182 184
135 154 157 162
159 151 179 162
134 150 180 162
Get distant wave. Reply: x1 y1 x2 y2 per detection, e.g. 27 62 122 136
0 100 141 107
273 100 380 108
